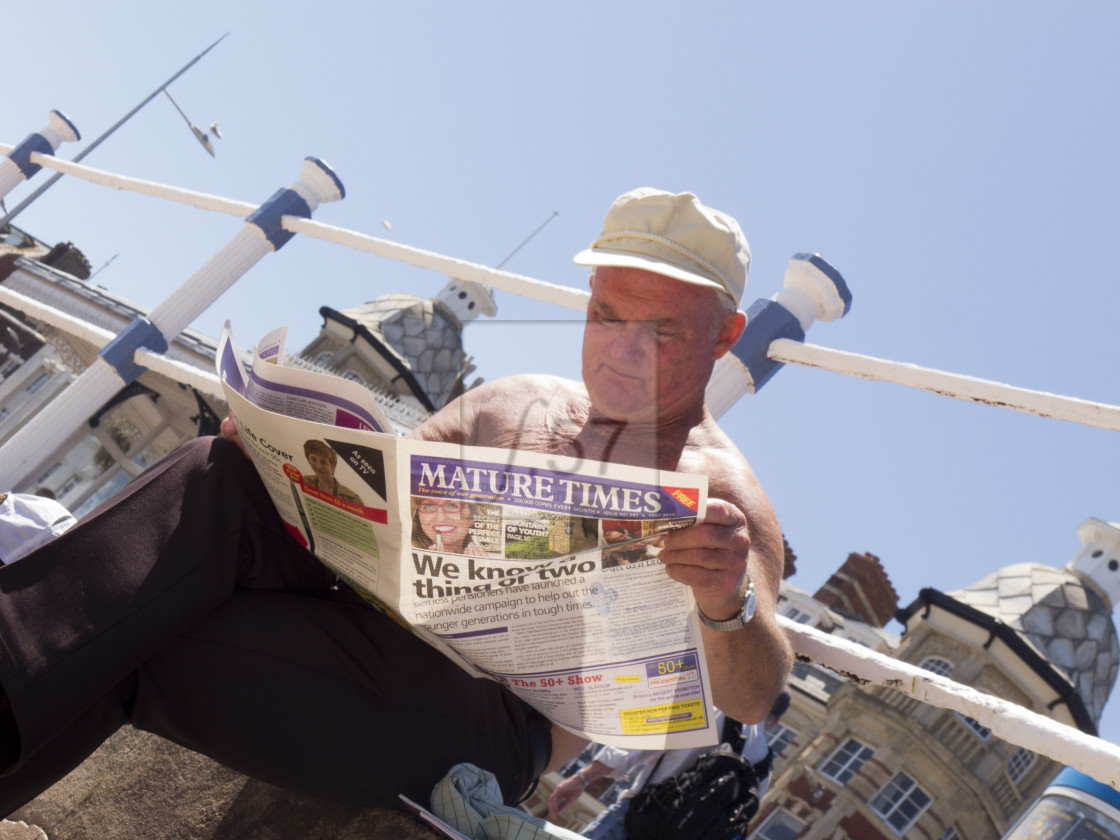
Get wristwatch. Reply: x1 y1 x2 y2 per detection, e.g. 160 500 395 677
696 576 756 631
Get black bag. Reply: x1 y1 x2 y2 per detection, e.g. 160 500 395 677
623 718 761 840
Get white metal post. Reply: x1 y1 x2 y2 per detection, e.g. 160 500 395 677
0 158 344 491
0 111 80 200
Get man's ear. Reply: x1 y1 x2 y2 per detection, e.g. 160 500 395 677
712 310 747 360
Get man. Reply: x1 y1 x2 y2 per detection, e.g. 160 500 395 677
0 187 791 815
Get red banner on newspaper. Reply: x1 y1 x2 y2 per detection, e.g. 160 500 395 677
661 486 700 513
282 463 388 524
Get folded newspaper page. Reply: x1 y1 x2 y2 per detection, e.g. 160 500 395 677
217 323 720 749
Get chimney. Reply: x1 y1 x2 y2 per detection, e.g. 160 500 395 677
813 552 899 627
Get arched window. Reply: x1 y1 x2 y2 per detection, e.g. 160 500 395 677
340 370 367 387
918 656 954 677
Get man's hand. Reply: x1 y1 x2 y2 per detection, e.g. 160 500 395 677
659 498 751 620
219 413 249 457
547 773 585 820
546 760 610 820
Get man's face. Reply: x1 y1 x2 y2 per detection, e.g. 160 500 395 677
581 266 743 424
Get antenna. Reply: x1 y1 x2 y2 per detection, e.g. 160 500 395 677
88 253 119 281
495 210 559 269
0 33 229 229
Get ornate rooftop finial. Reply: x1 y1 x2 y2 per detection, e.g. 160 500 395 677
1067 518 1120 606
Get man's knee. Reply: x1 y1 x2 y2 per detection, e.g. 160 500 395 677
155 436 253 489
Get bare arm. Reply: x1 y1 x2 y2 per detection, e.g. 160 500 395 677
547 759 615 820
659 443 792 724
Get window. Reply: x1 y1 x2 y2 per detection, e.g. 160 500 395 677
918 656 954 676
340 370 367 386
313 352 333 367
783 606 814 624
1007 747 1036 784
0 406 8 424
35 462 63 484
24 371 51 394
820 738 874 784
939 828 961 840
56 475 82 499
956 713 992 741
767 724 798 757
754 809 806 840
870 772 932 834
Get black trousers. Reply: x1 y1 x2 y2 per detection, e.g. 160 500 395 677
0 436 548 815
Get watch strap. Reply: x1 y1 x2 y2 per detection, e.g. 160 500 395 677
696 576 756 631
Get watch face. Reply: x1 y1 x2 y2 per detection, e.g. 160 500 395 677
744 587 756 621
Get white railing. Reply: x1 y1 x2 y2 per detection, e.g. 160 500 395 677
5 145 1120 789
783 619 1120 788
19 151 1120 433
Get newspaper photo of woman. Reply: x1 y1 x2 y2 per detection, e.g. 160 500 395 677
411 498 489 557
302 440 362 504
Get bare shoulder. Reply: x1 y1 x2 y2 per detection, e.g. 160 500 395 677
473 374 583 406
683 419 783 554
409 374 586 448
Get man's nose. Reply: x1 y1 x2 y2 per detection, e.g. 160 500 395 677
609 323 649 359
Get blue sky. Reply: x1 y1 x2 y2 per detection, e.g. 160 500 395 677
4 2 1120 743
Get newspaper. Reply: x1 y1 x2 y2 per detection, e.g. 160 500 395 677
217 323 719 750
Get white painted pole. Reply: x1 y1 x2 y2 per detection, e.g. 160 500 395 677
25 152 255 217
281 216 593 312
0 285 224 398
7 150 1116 433
0 35 226 230
783 618 1120 790
708 253 852 418
0 158 344 491
0 111 80 200
768 340 1120 433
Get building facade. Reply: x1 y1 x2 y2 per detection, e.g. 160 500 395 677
1 226 228 512
754 523 1120 840
0 222 491 511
